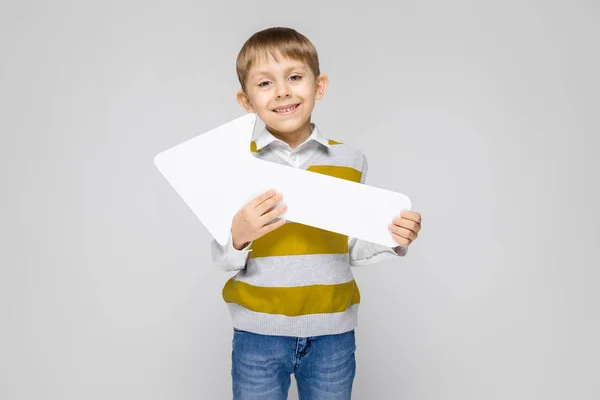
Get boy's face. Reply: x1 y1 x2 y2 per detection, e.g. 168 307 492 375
237 52 328 137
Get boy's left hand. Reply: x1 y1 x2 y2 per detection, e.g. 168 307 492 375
388 211 422 247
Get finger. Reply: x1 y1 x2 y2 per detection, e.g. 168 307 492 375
399 211 422 225
391 218 421 234
260 217 287 234
248 189 276 209
256 192 283 215
260 202 287 224
391 232 412 246
388 224 417 241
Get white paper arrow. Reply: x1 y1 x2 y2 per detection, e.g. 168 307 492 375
154 113 411 248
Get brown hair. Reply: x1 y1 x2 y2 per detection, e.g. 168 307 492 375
236 27 320 93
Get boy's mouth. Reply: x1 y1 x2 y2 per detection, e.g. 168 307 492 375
272 103 301 115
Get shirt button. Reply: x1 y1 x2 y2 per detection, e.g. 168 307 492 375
290 155 296 161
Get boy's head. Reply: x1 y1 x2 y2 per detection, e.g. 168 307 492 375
235 27 328 139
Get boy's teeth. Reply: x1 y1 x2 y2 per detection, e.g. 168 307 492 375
275 105 297 112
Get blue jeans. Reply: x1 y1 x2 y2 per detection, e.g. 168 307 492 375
231 328 356 399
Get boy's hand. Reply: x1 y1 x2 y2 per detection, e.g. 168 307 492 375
388 211 422 247
231 189 287 250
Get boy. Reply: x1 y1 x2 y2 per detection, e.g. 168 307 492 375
211 27 422 400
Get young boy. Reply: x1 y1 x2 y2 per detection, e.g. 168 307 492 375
211 27 422 400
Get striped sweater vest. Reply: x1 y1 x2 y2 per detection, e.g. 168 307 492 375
222 138 367 337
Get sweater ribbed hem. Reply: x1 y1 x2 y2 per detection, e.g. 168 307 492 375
227 303 359 337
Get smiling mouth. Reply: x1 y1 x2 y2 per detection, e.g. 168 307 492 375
272 104 300 114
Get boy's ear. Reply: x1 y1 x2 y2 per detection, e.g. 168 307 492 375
237 91 255 113
315 74 328 100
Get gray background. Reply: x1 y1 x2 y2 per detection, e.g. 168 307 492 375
1 0 598 399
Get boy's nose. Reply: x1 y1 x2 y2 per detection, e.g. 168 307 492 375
275 85 291 98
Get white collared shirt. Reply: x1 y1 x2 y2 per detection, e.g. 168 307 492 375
211 120 408 272
254 122 329 167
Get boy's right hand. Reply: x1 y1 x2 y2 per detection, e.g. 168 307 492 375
231 189 287 250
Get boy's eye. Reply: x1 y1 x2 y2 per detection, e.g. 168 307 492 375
258 75 301 88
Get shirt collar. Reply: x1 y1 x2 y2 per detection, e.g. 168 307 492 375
252 116 331 151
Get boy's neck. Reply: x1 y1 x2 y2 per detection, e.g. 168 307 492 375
265 118 312 151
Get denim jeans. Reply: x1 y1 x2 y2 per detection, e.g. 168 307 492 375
231 328 356 400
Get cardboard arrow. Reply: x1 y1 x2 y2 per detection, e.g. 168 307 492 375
154 113 411 248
